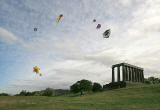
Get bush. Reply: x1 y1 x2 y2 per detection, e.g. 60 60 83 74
103 81 126 90
0 93 9 96
54 89 70 96
144 77 160 84
144 78 151 84
19 90 27 96
42 88 54 96
92 82 102 92
32 91 43 96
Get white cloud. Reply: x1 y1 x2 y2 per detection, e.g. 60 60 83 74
0 27 20 44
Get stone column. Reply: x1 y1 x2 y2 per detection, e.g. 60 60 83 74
136 68 138 82
133 68 136 82
140 70 143 83
128 67 132 81
137 69 140 82
137 69 139 82
139 70 142 82
131 67 134 82
142 70 144 83
117 66 120 82
125 67 128 81
135 69 138 82
122 66 126 81
138 69 141 82
112 67 115 83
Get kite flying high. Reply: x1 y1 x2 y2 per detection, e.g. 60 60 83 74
56 14 63 24
34 28 38 31
103 29 111 38
33 66 40 74
96 24 101 29
93 19 96 22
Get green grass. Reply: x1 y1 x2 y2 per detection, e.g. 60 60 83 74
0 84 160 110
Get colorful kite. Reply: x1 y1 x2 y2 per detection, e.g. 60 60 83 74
93 19 96 22
103 29 111 38
96 24 101 29
39 73 42 76
34 28 38 31
56 14 63 24
33 66 40 74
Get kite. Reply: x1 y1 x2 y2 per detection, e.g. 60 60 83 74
96 24 101 29
33 66 40 74
93 19 96 22
39 73 42 76
103 29 111 38
34 28 38 31
56 14 63 24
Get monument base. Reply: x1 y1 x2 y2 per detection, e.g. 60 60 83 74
103 81 126 90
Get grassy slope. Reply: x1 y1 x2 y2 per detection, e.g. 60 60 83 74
0 84 160 110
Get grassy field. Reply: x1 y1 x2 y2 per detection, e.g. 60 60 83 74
0 84 160 110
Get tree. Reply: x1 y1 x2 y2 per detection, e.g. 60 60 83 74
19 90 27 96
144 78 150 84
42 88 54 96
0 93 9 96
154 78 160 84
32 91 43 96
148 77 155 84
144 77 160 84
70 83 80 93
92 82 102 92
70 79 92 95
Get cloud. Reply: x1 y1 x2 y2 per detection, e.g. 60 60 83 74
0 26 80 54
119 0 131 6
0 27 20 44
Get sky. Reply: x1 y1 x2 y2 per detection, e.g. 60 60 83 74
0 0 160 94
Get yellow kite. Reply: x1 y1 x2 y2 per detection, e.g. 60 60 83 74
56 14 63 24
33 66 40 74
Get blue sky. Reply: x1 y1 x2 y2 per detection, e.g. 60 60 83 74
0 0 160 94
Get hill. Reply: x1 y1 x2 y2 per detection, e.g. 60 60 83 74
0 84 160 110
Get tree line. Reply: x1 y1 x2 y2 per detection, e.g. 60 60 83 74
1 77 160 96
14 79 102 96
0 79 102 97
14 88 70 96
144 77 160 84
